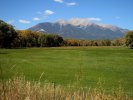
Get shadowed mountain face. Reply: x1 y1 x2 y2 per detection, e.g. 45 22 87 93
28 20 128 39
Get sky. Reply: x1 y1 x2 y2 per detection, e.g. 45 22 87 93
0 0 133 30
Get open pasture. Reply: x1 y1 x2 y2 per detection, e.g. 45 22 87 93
0 47 133 95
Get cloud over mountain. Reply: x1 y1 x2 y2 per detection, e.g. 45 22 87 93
56 18 101 26
19 20 30 24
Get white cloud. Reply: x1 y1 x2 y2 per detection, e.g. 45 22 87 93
33 18 40 21
54 0 63 3
19 20 30 24
44 10 54 16
67 2 77 6
7 20 15 24
88 18 102 21
56 18 102 26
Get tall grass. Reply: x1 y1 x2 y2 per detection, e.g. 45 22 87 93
0 76 132 100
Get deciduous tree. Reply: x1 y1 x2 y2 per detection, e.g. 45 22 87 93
0 20 17 48
125 31 133 48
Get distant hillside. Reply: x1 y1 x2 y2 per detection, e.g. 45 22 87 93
28 19 128 39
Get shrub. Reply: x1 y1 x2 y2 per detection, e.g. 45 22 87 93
125 31 133 48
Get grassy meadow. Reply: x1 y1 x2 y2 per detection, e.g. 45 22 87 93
0 46 133 96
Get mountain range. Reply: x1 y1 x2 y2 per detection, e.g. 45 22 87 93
28 18 128 39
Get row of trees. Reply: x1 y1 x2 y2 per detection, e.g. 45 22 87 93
14 30 64 47
64 38 125 46
0 20 133 48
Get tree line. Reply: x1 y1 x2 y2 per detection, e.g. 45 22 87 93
64 38 125 46
0 20 133 48
14 30 64 47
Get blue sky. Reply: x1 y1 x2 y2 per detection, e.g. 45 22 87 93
0 0 133 30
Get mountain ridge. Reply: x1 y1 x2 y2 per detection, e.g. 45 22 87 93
28 19 128 39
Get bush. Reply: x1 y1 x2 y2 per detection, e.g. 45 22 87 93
125 31 133 48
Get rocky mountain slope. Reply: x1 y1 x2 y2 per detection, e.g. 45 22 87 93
28 19 128 39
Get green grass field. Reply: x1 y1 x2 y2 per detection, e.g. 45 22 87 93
0 47 133 95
